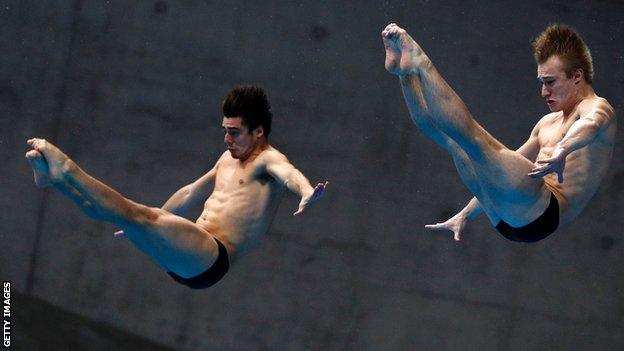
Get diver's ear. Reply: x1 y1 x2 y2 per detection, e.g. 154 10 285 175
253 125 265 139
573 68 583 84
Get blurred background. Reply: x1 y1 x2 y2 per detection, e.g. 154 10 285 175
1 1 623 350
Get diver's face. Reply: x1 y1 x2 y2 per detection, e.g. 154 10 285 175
537 55 580 113
222 116 257 160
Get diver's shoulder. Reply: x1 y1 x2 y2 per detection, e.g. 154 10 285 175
256 146 289 164
579 96 616 121
593 96 615 116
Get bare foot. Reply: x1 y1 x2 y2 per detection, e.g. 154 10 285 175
382 23 427 76
25 150 51 188
26 138 72 183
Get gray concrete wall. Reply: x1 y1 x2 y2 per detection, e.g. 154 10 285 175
1 1 623 350
13 291 176 350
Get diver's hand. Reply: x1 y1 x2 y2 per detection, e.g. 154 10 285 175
293 181 328 215
528 145 567 183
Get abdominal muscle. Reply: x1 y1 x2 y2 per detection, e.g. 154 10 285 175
542 142 612 225
195 181 282 262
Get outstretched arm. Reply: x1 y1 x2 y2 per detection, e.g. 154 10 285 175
264 152 328 215
529 102 615 182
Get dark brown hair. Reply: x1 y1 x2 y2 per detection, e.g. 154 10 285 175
223 85 272 136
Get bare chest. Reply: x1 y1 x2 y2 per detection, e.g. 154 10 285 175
541 118 576 146
214 160 272 193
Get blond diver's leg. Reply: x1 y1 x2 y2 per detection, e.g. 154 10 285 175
383 23 550 226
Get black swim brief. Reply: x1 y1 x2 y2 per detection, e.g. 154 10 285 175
168 238 230 289
495 192 559 243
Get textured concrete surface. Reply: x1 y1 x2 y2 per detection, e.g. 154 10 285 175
1 1 623 350
12 291 176 351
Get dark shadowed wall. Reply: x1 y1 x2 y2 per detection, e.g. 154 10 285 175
1 1 623 350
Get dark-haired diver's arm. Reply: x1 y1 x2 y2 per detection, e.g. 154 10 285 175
263 151 328 215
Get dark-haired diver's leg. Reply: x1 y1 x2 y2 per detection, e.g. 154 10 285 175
26 139 219 278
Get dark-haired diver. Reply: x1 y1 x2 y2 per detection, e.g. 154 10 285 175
382 23 615 241
26 86 328 288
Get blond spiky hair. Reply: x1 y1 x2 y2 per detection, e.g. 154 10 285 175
533 24 594 83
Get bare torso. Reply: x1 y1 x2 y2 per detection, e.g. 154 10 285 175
535 95 616 224
195 147 285 261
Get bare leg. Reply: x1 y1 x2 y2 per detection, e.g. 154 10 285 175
383 24 550 226
26 138 218 278
383 23 501 156
397 75 501 223
384 42 502 222
384 32 501 222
